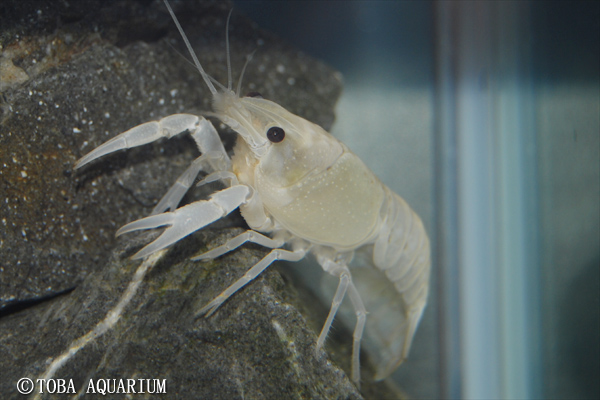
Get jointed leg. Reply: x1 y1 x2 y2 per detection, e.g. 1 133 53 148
192 230 285 261
198 247 307 317
116 185 251 259
316 269 350 351
346 281 367 385
315 257 367 386
74 114 228 170
196 171 238 188
152 153 233 215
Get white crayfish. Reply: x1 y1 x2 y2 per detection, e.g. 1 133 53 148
74 0 430 385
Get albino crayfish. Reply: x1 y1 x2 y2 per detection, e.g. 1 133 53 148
74 0 430 386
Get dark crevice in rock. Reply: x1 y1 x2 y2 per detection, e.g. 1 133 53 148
0 286 76 318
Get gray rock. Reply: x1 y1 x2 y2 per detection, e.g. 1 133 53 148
0 0 340 311
1 0 403 399
3 228 360 399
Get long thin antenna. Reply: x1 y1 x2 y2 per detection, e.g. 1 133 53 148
225 9 234 91
236 50 256 96
163 0 217 95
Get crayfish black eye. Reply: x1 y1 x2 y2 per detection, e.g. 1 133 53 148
245 91 263 98
266 127 285 143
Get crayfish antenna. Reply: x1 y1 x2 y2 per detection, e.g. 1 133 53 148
162 0 218 95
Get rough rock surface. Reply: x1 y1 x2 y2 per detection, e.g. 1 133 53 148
0 0 340 311
1 0 403 399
